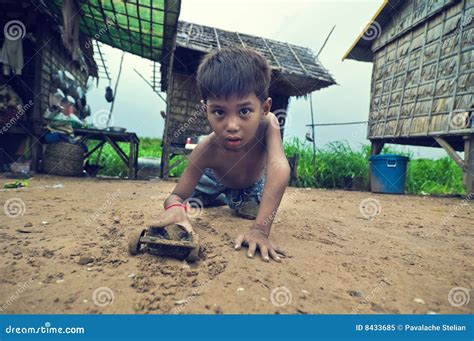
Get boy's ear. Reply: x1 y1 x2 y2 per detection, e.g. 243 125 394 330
262 97 272 115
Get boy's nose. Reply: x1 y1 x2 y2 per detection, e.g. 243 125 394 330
225 117 240 132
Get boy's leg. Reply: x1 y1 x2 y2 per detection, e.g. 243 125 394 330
225 174 265 220
190 168 227 207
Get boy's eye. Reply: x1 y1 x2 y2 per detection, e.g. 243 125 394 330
240 108 251 116
213 110 224 117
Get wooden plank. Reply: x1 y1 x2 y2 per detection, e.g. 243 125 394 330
464 135 474 194
434 137 466 171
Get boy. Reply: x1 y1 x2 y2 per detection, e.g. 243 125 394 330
153 47 289 262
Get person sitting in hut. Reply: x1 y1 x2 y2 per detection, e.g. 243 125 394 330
154 47 289 262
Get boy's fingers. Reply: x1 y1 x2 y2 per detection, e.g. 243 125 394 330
247 242 257 258
177 223 193 234
274 246 287 257
234 234 245 250
149 215 175 228
260 245 270 262
269 248 281 262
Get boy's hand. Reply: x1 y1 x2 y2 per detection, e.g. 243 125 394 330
149 206 193 234
234 225 286 262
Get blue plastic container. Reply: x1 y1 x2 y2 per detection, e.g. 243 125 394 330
369 154 409 194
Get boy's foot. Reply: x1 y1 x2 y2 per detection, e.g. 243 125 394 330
235 200 259 220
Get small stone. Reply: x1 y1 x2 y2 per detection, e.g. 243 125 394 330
24 222 33 227
128 273 136 278
175 299 187 305
78 256 94 265
427 311 437 314
349 290 363 297
83 299 88 303
56 279 64 283
414 298 425 304
113 217 120 224
237 287 245 292
41 221 49 225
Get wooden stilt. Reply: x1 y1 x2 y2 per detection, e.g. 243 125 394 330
368 140 385 191
464 135 474 195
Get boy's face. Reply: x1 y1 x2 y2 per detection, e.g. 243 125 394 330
205 93 271 151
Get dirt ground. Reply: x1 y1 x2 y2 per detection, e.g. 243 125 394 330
0 175 472 314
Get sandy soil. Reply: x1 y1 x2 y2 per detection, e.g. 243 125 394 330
0 175 472 314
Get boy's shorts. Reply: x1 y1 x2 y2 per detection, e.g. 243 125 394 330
190 168 265 210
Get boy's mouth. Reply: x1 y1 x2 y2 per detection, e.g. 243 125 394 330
224 136 242 147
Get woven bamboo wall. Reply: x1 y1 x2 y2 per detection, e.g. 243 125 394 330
368 0 474 139
165 72 211 146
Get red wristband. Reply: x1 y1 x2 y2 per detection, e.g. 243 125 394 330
165 203 188 211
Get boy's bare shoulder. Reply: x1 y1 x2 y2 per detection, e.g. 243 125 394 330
188 133 218 165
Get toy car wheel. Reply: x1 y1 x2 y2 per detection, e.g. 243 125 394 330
128 228 146 255
186 233 200 263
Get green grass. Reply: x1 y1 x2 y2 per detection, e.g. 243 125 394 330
90 137 465 195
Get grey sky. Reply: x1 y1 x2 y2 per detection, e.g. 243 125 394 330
86 0 445 158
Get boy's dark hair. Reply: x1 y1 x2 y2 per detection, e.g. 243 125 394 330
196 47 271 102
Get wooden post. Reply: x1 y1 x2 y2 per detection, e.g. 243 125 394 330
368 140 385 191
31 25 44 172
464 135 474 195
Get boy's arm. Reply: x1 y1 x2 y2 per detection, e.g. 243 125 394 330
235 113 290 261
154 139 210 232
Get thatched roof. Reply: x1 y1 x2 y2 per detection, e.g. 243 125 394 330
342 0 455 62
161 20 336 96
